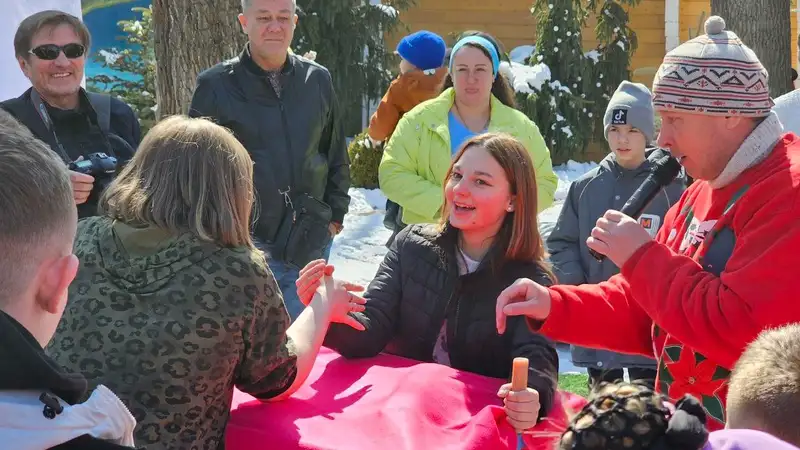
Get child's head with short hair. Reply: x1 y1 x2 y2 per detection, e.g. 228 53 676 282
603 81 656 170
558 381 708 450
395 30 446 74
726 324 800 447
0 110 78 348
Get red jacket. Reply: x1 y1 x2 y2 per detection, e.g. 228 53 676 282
536 133 800 430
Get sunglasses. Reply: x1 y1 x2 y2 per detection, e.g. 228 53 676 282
29 43 86 60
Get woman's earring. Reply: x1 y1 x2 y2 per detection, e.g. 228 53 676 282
507 205 514 212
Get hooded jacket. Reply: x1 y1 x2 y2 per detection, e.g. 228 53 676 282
775 89 800 135
0 311 137 450
546 148 686 370
46 217 299 450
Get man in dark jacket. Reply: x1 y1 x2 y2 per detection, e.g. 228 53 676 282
0 10 140 220
188 0 350 319
0 111 138 449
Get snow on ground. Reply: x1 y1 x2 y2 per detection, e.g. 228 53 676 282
537 160 597 245
328 189 393 288
775 89 800 135
329 160 598 373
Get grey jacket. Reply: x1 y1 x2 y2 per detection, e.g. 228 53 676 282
546 149 686 369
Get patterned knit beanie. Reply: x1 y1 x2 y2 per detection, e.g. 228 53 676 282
652 16 773 117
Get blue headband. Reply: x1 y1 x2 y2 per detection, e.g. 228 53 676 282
449 36 500 78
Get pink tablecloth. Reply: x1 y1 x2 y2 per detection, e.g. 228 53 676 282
226 347 586 450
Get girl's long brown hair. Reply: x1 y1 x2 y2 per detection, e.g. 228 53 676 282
100 115 255 248
439 132 555 282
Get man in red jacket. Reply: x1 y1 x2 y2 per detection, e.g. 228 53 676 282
496 16 800 431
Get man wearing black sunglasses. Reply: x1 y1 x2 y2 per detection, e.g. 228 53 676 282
0 10 141 219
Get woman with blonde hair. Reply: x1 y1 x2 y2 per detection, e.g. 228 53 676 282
298 132 559 433
47 116 361 450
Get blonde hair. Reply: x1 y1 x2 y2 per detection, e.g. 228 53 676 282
100 115 255 248
440 132 554 281
727 324 800 447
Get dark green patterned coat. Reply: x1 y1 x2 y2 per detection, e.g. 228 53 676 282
46 217 298 450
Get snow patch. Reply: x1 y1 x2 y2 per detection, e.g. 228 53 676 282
508 62 552 94
549 80 572 94
775 90 800 135
509 45 536 63
373 3 398 17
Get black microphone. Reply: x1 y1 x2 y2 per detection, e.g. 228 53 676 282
589 154 683 262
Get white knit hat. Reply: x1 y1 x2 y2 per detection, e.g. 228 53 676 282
652 16 773 117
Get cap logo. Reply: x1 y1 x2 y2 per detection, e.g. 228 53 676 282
612 109 628 125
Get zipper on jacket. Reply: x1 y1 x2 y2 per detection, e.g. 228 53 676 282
452 283 462 340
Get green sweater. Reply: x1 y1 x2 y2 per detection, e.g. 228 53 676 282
379 88 558 225
46 217 298 450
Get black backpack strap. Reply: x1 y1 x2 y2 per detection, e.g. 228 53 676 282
86 92 112 135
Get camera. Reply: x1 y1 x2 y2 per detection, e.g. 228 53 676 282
68 152 118 176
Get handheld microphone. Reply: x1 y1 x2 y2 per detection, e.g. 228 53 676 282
589 154 682 262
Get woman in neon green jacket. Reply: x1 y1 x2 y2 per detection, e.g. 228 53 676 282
379 32 558 226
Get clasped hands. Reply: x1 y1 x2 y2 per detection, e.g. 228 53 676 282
296 260 542 433
296 259 367 331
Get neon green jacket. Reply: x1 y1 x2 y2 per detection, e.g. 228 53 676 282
379 88 558 225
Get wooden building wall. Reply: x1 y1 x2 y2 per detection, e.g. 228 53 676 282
389 0 798 88
387 0 538 51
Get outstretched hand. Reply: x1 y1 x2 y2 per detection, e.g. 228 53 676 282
495 278 552 334
298 260 367 331
318 275 368 331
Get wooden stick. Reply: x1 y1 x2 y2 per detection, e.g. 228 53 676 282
511 357 529 391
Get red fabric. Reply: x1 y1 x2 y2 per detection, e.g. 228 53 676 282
535 133 800 430
226 347 586 450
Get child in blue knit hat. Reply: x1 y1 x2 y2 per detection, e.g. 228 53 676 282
369 30 447 235
368 30 447 143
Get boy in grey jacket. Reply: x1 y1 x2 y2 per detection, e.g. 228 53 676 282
546 81 686 389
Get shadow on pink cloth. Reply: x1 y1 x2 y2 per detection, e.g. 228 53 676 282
226 347 586 450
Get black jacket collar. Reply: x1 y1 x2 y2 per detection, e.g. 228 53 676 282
240 43 295 77
0 311 87 404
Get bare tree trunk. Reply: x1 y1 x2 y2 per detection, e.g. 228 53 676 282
710 0 792 98
152 0 247 118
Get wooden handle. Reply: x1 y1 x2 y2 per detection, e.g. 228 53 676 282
511 357 529 391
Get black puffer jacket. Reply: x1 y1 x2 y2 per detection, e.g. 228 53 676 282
324 225 559 418
188 46 350 251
